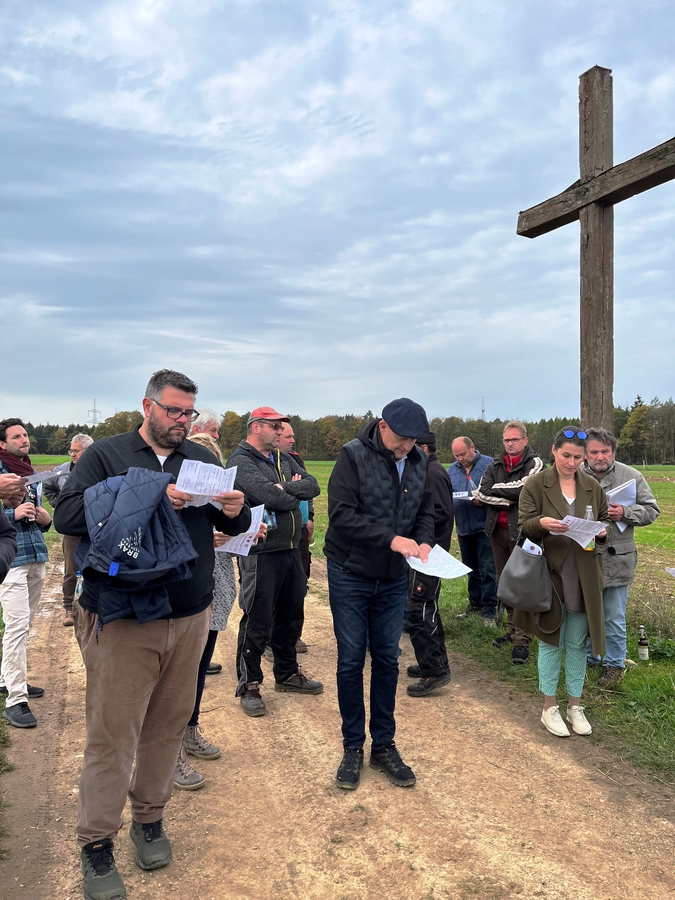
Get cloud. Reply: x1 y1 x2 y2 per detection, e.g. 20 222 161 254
0 0 674 425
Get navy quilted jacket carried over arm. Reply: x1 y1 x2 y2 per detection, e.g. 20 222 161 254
75 467 198 625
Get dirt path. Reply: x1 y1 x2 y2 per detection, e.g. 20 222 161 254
1 557 675 900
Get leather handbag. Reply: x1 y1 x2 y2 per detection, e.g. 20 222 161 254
497 537 556 616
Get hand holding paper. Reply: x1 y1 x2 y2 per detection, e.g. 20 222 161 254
406 544 472 579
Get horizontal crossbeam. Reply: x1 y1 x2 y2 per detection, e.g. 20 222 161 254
517 135 675 238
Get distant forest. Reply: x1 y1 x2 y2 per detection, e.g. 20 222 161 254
22 396 675 465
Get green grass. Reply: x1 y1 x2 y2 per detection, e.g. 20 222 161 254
30 455 70 466
305 461 332 558
439 583 675 783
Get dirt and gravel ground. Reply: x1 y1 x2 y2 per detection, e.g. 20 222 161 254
1 555 675 900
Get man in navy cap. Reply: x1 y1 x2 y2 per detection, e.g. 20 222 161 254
325 399 435 790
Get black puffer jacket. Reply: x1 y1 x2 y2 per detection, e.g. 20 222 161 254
325 419 434 580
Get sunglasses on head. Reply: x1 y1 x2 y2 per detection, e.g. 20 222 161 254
556 427 587 441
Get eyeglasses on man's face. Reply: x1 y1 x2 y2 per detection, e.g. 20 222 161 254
151 399 200 422
258 420 284 431
503 437 525 444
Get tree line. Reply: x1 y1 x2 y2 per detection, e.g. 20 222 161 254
20 396 675 465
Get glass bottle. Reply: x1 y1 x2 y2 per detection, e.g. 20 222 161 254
638 624 649 661
583 504 595 551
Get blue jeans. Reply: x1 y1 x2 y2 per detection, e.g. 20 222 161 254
457 532 498 618
587 584 629 669
328 559 408 751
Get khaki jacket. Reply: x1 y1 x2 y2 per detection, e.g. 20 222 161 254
580 460 660 588
514 467 610 655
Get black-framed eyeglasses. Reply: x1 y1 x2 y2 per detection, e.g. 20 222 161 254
556 427 588 441
257 420 284 431
151 399 200 422
503 437 525 444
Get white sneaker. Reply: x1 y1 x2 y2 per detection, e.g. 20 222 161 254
566 704 592 735
541 705 570 738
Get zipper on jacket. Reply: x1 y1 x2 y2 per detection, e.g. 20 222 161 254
276 449 297 549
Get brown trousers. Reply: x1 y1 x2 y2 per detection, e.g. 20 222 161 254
490 527 533 647
73 599 210 847
61 534 80 612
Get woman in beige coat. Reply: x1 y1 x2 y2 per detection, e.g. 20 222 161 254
516 427 610 738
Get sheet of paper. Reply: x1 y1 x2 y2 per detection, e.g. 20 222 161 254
522 537 543 556
560 515 606 549
21 470 64 485
175 461 237 508
452 491 470 500
605 479 636 533
216 504 264 557
666 568 675 578
406 544 472 580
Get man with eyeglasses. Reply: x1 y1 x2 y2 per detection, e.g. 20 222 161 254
581 427 660 686
475 421 543 664
475 422 544 665
44 433 94 626
54 370 251 900
227 407 322 717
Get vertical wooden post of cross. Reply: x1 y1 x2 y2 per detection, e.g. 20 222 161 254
579 66 614 432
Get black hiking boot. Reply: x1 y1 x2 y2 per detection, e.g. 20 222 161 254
335 748 364 790
369 742 416 787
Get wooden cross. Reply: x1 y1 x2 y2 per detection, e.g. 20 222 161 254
517 65 675 431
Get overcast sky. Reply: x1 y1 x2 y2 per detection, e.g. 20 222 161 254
1 0 673 426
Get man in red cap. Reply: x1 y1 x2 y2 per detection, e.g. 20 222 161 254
227 407 323 716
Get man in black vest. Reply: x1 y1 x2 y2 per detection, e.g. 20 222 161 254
325 399 434 791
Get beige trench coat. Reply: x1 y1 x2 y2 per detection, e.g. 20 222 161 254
514 467 610 655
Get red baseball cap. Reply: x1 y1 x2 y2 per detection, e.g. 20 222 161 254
247 406 290 425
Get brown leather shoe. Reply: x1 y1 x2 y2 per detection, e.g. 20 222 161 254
63 612 75 627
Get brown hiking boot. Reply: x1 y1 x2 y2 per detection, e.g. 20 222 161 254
598 665 624 687
275 667 323 694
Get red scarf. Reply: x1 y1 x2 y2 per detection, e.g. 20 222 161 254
0 448 34 477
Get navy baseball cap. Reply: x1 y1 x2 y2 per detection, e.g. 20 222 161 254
381 398 429 440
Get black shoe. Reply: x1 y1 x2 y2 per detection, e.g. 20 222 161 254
407 664 421 678
512 646 529 665
275 667 323 694
3 702 37 728
335 748 364 790
81 838 126 900
0 684 45 699
206 662 222 675
492 632 512 648
407 672 451 697
455 605 481 620
130 819 172 870
370 742 416 787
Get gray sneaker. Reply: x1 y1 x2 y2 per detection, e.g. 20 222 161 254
184 724 221 760
173 745 205 791
129 819 172 870
275 666 324 694
3 701 37 728
241 682 266 716
262 645 274 663
81 838 126 900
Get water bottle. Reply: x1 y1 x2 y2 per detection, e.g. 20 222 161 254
584 505 595 551
263 509 277 531
74 571 84 601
